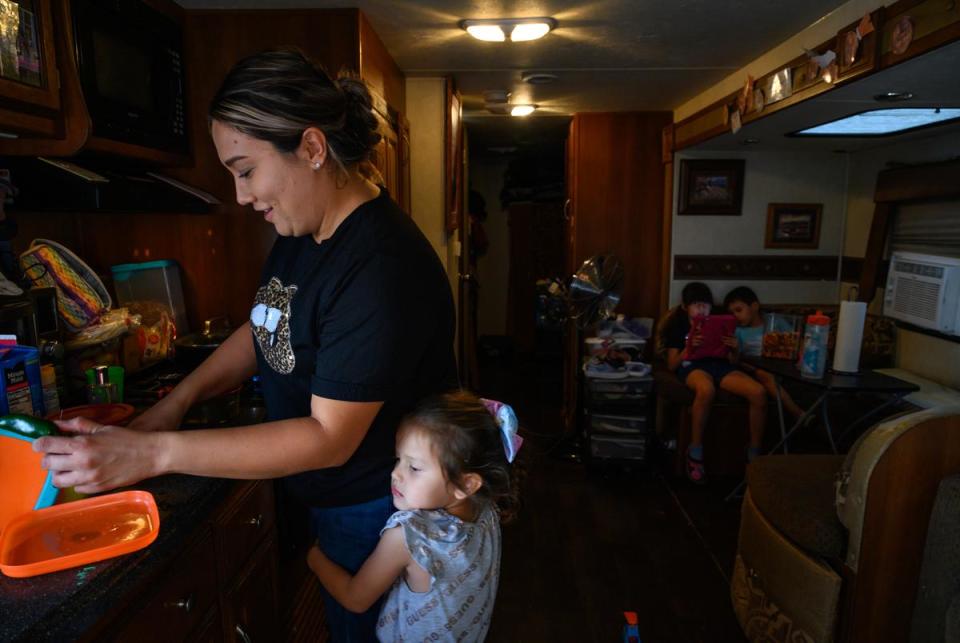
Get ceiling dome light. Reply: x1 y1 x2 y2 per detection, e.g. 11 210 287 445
461 18 557 43
511 22 551 41
464 24 505 42
511 104 537 117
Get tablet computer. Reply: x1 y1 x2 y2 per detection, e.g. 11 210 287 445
686 314 737 361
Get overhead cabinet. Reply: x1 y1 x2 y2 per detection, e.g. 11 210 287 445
185 8 409 211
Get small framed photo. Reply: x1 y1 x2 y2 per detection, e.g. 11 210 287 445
677 159 745 215
765 203 823 249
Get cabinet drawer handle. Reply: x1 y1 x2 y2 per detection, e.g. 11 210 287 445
166 595 194 613
246 514 263 528
235 623 253 643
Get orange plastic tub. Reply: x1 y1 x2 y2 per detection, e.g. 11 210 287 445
0 430 58 537
0 490 160 578
47 403 136 426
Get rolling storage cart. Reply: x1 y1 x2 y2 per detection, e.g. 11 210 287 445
582 336 655 465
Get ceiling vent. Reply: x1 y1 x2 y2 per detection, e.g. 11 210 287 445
521 71 558 85
483 89 511 104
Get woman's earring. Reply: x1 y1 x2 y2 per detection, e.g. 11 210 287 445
312 161 321 170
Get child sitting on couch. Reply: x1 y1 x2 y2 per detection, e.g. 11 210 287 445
722 286 805 422
665 282 767 483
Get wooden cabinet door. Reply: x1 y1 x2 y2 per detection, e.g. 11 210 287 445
383 132 399 204
562 112 671 434
372 111 401 203
114 530 219 642
224 538 280 643
396 115 411 215
215 481 276 583
0 0 60 115
190 609 223 643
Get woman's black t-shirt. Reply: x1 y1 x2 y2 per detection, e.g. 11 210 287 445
251 190 457 507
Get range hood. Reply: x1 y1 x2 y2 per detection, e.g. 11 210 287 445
5 157 219 214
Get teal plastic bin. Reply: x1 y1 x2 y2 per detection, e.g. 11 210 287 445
111 260 189 335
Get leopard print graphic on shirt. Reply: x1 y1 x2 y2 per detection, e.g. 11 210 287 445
250 277 298 374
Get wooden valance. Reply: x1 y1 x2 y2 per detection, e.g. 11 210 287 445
858 158 960 303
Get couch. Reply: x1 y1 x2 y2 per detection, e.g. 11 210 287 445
653 305 899 475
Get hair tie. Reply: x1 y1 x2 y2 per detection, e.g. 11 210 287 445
480 398 522 463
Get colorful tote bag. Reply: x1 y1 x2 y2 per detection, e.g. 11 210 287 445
19 239 112 331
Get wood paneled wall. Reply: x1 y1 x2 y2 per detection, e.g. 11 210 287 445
567 112 673 320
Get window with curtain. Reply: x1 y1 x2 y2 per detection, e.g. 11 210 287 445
890 201 960 257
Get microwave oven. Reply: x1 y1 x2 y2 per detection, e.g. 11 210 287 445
72 0 188 154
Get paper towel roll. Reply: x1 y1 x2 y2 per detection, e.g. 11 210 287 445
833 301 867 373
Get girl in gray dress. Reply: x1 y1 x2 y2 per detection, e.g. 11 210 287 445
307 392 522 642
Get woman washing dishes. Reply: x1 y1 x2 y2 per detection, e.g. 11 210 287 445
33 49 457 641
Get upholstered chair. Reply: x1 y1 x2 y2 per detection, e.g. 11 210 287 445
731 406 960 643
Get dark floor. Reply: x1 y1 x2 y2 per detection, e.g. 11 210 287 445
478 351 749 643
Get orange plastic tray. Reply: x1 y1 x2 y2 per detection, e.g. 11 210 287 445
0 490 160 578
47 403 136 426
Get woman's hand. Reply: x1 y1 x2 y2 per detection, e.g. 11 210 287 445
128 395 189 432
33 417 169 494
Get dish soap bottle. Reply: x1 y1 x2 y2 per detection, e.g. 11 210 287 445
800 311 830 379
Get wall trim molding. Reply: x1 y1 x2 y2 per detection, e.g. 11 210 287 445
673 254 839 280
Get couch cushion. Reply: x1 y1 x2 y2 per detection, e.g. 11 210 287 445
747 454 847 560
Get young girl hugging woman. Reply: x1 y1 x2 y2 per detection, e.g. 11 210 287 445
307 392 522 642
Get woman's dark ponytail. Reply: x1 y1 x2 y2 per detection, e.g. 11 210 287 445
209 48 381 173
336 73 382 162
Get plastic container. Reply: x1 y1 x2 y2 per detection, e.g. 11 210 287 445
111 260 188 335
0 490 160 577
590 413 648 435
799 311 831 379
40 364 59 416
0 427 58 536
49 403 136 426
762 313 803 360
0 345 45 416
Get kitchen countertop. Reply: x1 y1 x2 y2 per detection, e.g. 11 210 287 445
0 472 237 642
1 370 275 642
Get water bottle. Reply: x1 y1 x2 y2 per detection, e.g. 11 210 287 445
800 311 830 379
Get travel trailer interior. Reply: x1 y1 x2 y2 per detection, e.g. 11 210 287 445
1 1 959 641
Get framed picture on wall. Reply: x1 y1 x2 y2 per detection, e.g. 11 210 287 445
677 159 745 215
765 203 823 249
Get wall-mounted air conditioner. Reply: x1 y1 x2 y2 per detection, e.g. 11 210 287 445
884 252 960 335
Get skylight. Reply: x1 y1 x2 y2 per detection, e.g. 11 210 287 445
793 108 960 136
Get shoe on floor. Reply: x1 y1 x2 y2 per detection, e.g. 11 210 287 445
686 449 706 484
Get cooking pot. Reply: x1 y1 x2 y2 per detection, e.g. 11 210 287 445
174 317 232 372
182 387 240 428
180 386 266 428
